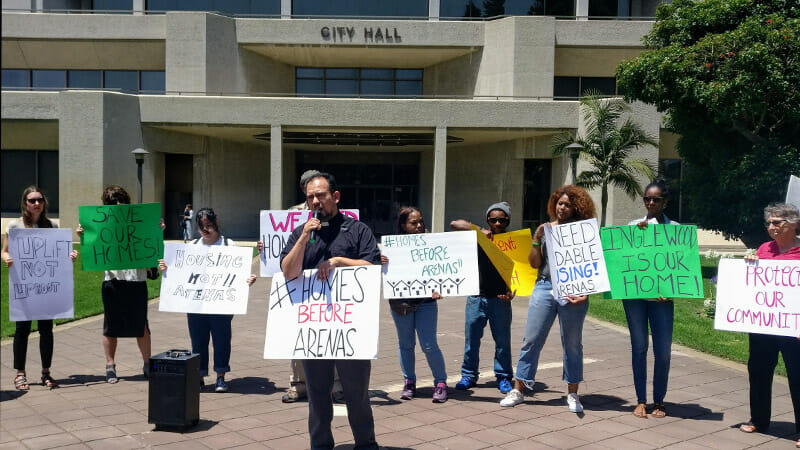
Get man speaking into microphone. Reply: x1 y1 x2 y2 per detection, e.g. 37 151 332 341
280 172 381 450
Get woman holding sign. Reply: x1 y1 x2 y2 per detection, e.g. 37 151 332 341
738 203 800 446
159 208 256 393
624 178 677 419
2 186 78 390
77 185 163 384
501 185 595 412
381 206 448 403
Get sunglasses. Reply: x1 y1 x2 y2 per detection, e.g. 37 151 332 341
644 196 664 203
26 197 45 204
765 219 787 227
488 217 509 224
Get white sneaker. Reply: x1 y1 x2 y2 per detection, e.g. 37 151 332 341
567 393 583 413
500 389 524 407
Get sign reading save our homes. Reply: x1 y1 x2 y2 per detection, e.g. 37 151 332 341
7 228 74 321
159 243 253 315
264 265 382 359
600 224 703 299
79 203 163 270
714 258 800 337
380 231 479 299
544 218 610 299
259 210 359 277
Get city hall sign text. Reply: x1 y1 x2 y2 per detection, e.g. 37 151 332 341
321 26 402 44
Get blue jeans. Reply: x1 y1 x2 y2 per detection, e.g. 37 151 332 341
461 295 513 380
622 299 674 404
187 313 233 377
391 301 447 385
515 279 588 385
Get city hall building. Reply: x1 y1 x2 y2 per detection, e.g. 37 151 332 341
1 0 682 239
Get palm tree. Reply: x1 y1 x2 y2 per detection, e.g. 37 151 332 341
551 91 657 226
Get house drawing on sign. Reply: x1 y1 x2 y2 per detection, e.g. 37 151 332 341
387 280 410 297
432 278 464 295
407 280 429 296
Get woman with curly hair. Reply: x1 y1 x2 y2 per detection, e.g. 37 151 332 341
501 185 596 412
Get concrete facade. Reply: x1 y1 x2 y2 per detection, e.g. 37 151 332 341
1 3 679 238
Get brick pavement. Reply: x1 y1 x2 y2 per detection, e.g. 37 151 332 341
1 268 797 449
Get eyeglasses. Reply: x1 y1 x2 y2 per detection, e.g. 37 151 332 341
488 217 509 224
26 197 45 204
643 196 664 203
765 219 787 227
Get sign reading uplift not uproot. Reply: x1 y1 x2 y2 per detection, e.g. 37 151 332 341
264 265 382 359
7 228 74 321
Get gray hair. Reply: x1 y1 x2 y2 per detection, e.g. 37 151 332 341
764 203 800 224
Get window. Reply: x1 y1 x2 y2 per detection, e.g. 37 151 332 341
31 70 66 90
523 159 552 231
1 70 29 89
2 69 165 94
92 0 133 12
1 150 59 214
68 70 102 89
296 68 423 98
292 0 427 18
589 0 631 18
553 76 616 99
146 0 280 15
440 0 574 19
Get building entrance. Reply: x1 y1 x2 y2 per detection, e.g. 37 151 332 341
296 151 420 237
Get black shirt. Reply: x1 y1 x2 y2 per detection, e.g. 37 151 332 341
477 245 509 296
279 213 381 270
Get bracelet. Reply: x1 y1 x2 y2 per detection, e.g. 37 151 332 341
532 241 541 247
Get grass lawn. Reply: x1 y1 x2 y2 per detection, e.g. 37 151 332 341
1 244 161 339
588 256 787 376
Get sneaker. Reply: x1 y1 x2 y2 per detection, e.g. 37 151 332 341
500 389 524 407
432 383 448 403
400 379 416 400
567 393 583 413
498 378 513 394
282 387 306 403
455 376 476 390
214 376 229 393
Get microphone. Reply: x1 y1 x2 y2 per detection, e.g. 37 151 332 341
310 209 319 243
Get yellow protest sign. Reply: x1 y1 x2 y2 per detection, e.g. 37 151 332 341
472 226 538 297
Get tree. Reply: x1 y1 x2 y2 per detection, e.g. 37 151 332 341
616 0 800 247
551 92 657 226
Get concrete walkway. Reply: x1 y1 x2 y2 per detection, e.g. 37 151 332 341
1 276 796 449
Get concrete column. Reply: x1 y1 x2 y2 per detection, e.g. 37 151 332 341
270 124 283 209
281 0 290 18
133 0 144 15
431 126 447 232
576 0 589 20
428 0 439 21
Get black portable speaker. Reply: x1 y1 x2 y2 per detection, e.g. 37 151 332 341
148 349 200 429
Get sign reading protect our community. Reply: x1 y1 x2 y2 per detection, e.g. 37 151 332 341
714 258 800 337
159 243 253 315
264 265 382 359
601 224 703 299
78 203 164 270
259 209 359 277
6 228 74 321
380 231 479 299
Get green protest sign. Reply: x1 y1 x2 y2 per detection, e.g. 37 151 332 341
79 203 163 270
600 224 703 299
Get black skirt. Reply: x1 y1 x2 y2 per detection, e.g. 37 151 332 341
101 279 149 337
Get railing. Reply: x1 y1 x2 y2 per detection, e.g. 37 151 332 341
1 8 656 21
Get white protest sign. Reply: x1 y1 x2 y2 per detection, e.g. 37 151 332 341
7 228 74 321
380 231 479 299
259 209 359 277
159 243 253 314
787 175 800 212
714 258 800 337
544 218 610 299
264 265 381 359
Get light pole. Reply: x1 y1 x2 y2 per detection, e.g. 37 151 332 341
131 148 149 204
566 142 582 183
